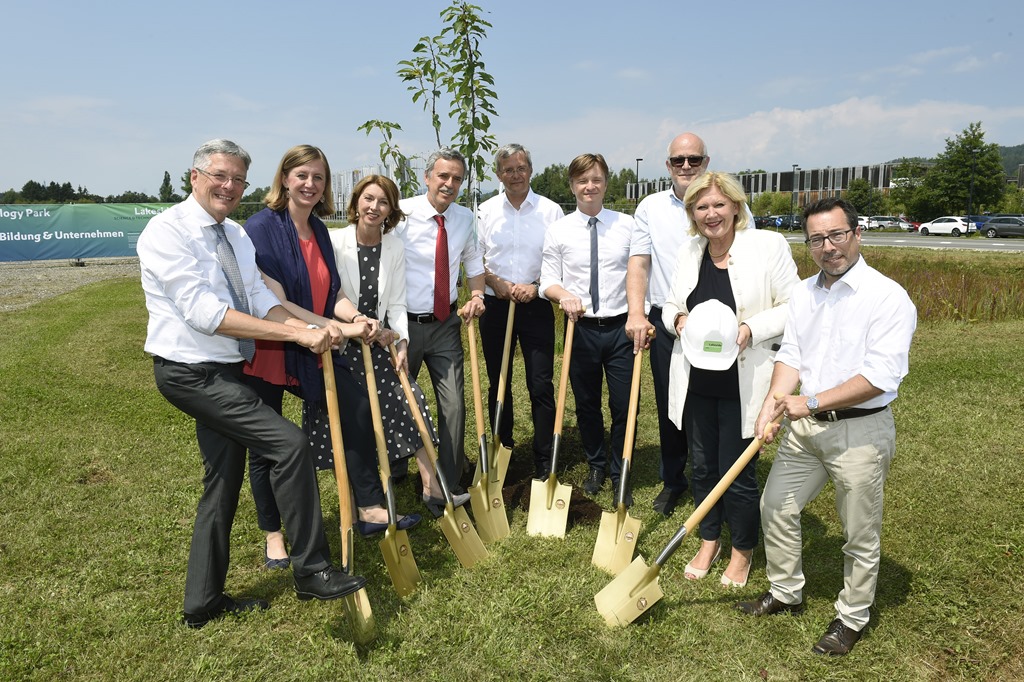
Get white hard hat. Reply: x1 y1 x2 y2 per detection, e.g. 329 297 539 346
681 299 739 371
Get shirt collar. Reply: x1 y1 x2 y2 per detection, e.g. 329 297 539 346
503 188 536 210
815 253 866 292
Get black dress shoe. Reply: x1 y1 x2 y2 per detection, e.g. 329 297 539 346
534 461 551 481
356 520 388 537
735 590 805 616
652 485 684 516
610 479 633 508
422 492 470 519
294 566 367 601
812 618 862 656
182 594 269 629
584 467 606 495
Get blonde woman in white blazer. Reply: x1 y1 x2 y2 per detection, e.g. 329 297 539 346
331 175 467 520
662 172 799 588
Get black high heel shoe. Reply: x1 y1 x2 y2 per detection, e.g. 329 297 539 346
421 491 470 519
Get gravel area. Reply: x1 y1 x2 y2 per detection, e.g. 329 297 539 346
0 258 140 312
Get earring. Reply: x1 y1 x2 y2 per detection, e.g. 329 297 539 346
319 196 325 204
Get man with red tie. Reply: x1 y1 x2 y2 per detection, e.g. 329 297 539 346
397 148 486 491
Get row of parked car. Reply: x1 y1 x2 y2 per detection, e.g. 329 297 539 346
753 212 1024 238
917 214 1024 238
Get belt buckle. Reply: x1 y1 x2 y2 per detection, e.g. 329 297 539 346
825 410 838 422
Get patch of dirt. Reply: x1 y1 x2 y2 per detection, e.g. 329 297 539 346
0 258 139 312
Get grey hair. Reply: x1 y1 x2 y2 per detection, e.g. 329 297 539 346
425 147 467 176
193 139 252 171
666 137 709 157
493 143 532 173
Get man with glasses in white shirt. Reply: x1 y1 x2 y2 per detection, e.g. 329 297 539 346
478 143 565 480
737 198 917 657
138 139 367 629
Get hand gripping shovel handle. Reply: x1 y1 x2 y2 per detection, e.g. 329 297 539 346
652 410 785 571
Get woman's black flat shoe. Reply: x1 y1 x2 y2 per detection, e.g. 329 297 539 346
421 492 470 519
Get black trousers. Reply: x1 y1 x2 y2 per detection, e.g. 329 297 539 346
649 305 689 493
241 370 385 533
479 295 556 469
154 357 331 615
568 318 635 481
684 392 759 550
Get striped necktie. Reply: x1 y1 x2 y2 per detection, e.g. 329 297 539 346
211 223 256 362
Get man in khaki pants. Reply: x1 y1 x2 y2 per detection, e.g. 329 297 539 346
736 198 917 656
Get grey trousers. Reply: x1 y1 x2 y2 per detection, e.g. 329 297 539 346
154 357 332 615
405 312 466 488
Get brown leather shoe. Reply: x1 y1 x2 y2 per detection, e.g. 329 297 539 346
812 618 862 656
734 590 805 616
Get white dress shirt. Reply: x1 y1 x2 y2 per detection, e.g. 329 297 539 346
396 194 484 314
477 189 564 294
775 256 917 408
540 207 634 318
138 194 282 364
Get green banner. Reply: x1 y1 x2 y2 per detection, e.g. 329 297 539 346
0 203 173 262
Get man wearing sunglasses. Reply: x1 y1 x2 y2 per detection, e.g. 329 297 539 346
737 198 917 656
624 132 710 516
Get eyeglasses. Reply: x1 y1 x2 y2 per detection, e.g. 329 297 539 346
499 166 530 177
194 167 251 190
668 155 706 168
805 228 855 250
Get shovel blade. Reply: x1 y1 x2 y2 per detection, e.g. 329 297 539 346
592 508 642 575
439 505 489 568
379 528 421 598
594 556 663 627
342 588 378 643
472 442 513 488
469 478 510 544
526 476 571 538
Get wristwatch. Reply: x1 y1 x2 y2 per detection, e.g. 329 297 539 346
805 395 819 411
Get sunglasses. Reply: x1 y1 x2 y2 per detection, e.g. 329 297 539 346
668 155 706 168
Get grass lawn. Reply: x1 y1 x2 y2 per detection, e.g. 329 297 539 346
1 247 1022 681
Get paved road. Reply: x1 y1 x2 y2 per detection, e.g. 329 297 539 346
773 230 1024 254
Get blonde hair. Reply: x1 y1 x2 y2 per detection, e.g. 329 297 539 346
683 171 750 236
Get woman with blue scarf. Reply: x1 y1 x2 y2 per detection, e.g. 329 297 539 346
242 145 420 568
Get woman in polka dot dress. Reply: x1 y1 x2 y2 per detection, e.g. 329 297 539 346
325 175 457 512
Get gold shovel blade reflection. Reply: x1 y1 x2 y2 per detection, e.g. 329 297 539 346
594 556 663 627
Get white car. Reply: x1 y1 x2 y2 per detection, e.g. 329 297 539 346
918 216 975 237
857 216 876 230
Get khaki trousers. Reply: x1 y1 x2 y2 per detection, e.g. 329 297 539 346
760 408 895 630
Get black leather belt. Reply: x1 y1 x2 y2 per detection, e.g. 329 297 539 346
812 406 888 422
576 313 628 328
407 302 457 324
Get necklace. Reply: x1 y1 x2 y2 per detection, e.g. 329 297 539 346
708 246 730 259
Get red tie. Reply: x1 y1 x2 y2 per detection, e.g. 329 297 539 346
433 214 450 322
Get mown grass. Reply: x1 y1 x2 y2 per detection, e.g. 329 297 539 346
1 247 1022 681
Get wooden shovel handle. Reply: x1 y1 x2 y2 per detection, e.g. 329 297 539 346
465 316 487 441
553 315 578 437
321 350 352 569
359 340 392 481
621 328 654 467
493 300 516 415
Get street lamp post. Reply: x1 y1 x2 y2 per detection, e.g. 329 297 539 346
966 148 978 229
635 158 643 203
790 164 799 228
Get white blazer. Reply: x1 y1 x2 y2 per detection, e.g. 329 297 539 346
330 226 410 342
661 228 799 438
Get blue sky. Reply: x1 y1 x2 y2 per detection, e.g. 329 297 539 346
2 0 1022 197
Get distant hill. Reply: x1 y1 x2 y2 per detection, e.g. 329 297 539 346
999 143 1024 178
